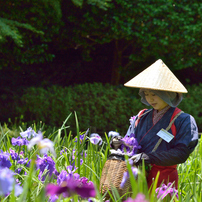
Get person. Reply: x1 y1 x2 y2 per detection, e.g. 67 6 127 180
112 59 198 189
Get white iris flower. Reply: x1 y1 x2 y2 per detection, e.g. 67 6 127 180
27 131 56 157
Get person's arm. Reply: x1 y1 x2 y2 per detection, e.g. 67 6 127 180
147 143 192 166
131 143 192 166
132 114 199 166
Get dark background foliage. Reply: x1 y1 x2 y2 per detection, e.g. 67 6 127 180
0 0 202 133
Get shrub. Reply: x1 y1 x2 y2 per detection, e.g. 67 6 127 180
16 83 145 136
178 83 202 131
8 82 202 136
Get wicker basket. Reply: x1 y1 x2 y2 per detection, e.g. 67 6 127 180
100 154 132 199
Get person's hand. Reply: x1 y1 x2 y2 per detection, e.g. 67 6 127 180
111 136 122 150
130 153 150 166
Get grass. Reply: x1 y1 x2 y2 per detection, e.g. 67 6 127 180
0 113 201 201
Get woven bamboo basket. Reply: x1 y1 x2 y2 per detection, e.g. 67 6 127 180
100 154 132 199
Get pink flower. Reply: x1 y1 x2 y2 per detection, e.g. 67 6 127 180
156 183 178 199
124 193 149 202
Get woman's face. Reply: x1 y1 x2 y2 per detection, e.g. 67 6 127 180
144 90 169 111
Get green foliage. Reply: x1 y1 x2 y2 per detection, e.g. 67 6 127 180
1 0 202 85
0 17 43 47
15 83 144 136
0 0 62 68
11 82 202 136
178 83 202 130
72 0 111 10
0 117 202 201
63 0 202 84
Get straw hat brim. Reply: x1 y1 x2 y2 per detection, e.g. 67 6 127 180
124 59 188 93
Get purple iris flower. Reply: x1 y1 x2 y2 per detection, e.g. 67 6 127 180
36 154 58 181
9 149 20 161
48 194 58 202
0 150 12 168
129 116 137 125
123 193 149 202
46 177 96 198
15 168 22 174
20 127 37 139
26 159 31 167
120 136 141 156
120 166 138 188
69 149 86 166
57 170 68 185
60 149 67 155
57 166 79 186
74 128 89 143
156 182 178 199
89 133 102 145
17 157 28 164
66 165 77 175
74 134 85 143
0 167 23 196
11 137 29 146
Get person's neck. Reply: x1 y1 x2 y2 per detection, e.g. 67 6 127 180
156 105 170 113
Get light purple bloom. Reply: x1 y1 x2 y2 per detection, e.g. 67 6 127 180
120 167 138 188
11 137 29 146
129 116 137 125
28 131 56 157
20 127 37 139
89 133 102 145
124 193 149 202
46 177 96 198
156 182 178 199
0 167 23 196
48 194 58 202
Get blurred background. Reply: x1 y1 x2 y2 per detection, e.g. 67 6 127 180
1 0 202 135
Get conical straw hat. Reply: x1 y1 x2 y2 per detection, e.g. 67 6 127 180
124 59 188 93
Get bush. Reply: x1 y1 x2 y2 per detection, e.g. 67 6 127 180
16 83 145 136
7 82 202 136
178 83 202 131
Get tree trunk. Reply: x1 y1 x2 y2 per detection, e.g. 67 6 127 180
111 40 123 85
